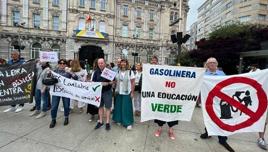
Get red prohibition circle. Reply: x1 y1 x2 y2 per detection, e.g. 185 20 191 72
206 77 268 132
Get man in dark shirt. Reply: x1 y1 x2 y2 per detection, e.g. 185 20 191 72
3 50 25 113
93 58 113 130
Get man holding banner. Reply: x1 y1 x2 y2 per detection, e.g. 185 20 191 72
3 50 26 113
93 58 113 131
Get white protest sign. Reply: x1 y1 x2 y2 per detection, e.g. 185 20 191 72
141 64 206 122
39 51 58 62
101 68 116 81
201 69 268 136
50 72 102 107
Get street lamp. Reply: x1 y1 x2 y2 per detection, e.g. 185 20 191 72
132 34 139 65
14 22 26 57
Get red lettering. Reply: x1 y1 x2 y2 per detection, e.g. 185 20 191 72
165 81 176 88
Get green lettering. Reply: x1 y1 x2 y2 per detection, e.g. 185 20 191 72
163 104 170 113
177 105 182 113
170 105 176 113
151 103 158 112
158 104 164 112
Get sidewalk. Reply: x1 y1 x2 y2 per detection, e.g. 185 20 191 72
0 104 265 152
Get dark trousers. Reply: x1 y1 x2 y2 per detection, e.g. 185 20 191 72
154 119 178 128
51 96 70 120
205 128 227 143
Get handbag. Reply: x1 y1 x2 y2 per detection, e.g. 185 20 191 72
42 77 58 85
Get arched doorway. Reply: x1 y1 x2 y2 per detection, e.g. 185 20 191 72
79 45 104 68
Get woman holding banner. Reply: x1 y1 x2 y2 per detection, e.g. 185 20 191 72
49 59 78 128
68 60 87 113
112 59 135 130
151 55 178 140
134 63 142 116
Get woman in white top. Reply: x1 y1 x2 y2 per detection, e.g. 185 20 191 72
112 59 135 130
69 60 88 112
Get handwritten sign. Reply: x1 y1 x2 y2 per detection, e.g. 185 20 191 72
101 68 116 81
40 51 58 62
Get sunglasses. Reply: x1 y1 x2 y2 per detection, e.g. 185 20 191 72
59 62 66 65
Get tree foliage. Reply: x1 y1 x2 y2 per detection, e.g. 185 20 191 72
184 23 268 74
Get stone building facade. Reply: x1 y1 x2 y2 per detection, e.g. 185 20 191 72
0 0 189 65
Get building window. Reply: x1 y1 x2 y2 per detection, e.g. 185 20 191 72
53 16 59 31
78 18 85 30
136 8 142 19
258 14 266 21
135 26 142 38
174 12 178 20
52 0 59 6
100 0 106 11
147 54 153 63
99 21 106 33
79 0 85 7
149 28 154 39
33 13 41 29
149 10 154 21
259 3 267 10
33 0 40 4
31 43 42 59
122 25 128 37
239 15 250 22
51 44 60 57
89 19 96 31
123 5 128 16
13 10 20 26
91 0 96 9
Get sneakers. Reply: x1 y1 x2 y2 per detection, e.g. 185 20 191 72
15 105 24 113
35 112 46 119
219 141 235 152
29 110 41 117
168 131 176 140
3 107 16 113
64 118 69 126
94 122 103 129
88 115 95 122
257 138 267 150
200 132 211 139
127 125 132 130
154 128 162 137
106 123 111 131
49 120 56 128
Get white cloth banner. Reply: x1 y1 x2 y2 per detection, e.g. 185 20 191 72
50 72 102 107
101 67 116 81
39 51 58 62
141 64 206 122
201 69 268 136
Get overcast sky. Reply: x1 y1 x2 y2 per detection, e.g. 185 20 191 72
186 0 206 30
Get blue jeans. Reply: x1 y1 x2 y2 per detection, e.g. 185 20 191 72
35 89 49 112
51 96 70 120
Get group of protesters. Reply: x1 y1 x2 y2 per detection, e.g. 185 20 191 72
1 50 268 152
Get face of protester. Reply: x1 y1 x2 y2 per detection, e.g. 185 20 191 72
117 59 121 66
151 58 158 65
120 60 127 70
58 61 66 70
136 63 142 71
11 52 19 61
98 59 106 71
206 60 218 72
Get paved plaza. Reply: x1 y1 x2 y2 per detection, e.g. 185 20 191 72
0 104 266 152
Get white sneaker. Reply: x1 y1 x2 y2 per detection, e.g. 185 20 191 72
36 112 46 119
3 107 16 113
15 106 24 113
127 125 132 130
257 138 267 150
29 110 40 116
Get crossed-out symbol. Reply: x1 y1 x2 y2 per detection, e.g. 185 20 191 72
206 77 267 132
95 96 100 102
